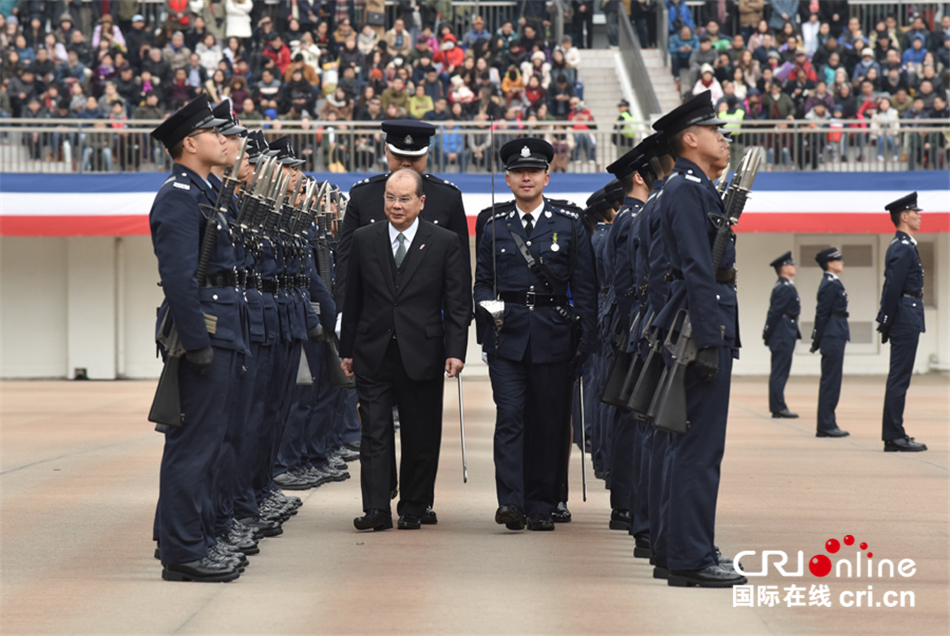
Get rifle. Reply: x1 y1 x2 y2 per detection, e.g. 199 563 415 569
600 308 639 407
196 136 247 284
625 311 664 418
646 147 764 434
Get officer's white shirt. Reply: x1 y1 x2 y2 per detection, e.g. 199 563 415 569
389 217 420 256
826 272 840 281
516 200 545 230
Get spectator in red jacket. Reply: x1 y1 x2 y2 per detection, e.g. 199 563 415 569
433 33 464 74
792 47 818 82
263 33 292 75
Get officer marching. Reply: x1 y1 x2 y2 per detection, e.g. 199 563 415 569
474 138 597 532
877 193 928 452
810 247 850 438
763 251 801 419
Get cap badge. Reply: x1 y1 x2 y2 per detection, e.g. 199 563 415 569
521 145 531 158
404 135 413 145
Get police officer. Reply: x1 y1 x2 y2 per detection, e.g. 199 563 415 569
877 193 927 452
650 91 746 587
474 138 597 531
335 120 470 308
810 247 850 438
149 94 248 582
763 251 801 419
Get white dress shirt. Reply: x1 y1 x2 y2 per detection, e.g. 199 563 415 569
389 217 420 257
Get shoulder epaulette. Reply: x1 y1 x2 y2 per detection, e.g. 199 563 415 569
553 207 579 220
352 173 389 189
549 197 583 214
424 173 460 191
479 200 517 216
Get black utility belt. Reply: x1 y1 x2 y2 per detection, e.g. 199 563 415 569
783 313 799 320
245 274 259 290
500 291 569 308
277 274 310 289
832 311 849 318
668 268 737 285
260 278 280 293
903 290 923 299
203 271 238 288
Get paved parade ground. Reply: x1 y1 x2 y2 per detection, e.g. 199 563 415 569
1 374 948 636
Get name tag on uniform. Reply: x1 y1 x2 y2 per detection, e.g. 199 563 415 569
173 182 191 190
685 175 702 183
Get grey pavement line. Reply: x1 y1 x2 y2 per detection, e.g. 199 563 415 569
0 437 146 476
172 589 228 635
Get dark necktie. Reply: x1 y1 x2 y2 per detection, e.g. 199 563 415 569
395 233 407 267
523 213 534 237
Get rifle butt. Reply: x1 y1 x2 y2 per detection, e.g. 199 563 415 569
626 348 663 417
148 355 183 429
600 348 631 407
650 364 691 435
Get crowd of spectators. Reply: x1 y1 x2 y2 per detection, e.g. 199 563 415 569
0 0 594 172
660 1 949 168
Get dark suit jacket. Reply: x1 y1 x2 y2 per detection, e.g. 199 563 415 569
340 218 471 381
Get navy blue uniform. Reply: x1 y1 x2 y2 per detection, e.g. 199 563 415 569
474 200 598 517
589 222 612 475
763 277 801 414
877 231 925 441
654 158 738 573
812 272 849 431
150 164 247 567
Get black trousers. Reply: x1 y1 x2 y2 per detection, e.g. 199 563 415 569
882 330 919 441
768 338 794 414
356 339 444 517
817 337 846 431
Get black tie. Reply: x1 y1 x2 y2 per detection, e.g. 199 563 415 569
523 213 534 237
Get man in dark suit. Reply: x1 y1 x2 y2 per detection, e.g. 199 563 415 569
810 247 850 438
763 251 801 419
340 169 471 531
877 193 927 452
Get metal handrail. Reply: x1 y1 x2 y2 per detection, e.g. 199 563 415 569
618 7 663 119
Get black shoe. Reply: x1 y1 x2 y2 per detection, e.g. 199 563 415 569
421 507 438 525
495 504 526 530
552 502 572 523
526 514 555 531
634 535 652 559
397 514 422 530
653 566 670 580
884 436 927 452
273 471 314 491
772 409 799 419
609 509 631 531
668 564 748 588
162 558 240 582
237 516 283 537
817 427 850 438
354 509 393 531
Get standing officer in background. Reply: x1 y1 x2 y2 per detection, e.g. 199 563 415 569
335 120 470 309
877 193 927 452
474 138 597 532
340 169 471 531
763 251 801 419
650 91 745 588
810 248 850 438
149 95 246 583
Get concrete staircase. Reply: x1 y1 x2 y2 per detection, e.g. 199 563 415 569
575 48 629 170
640 48 682 114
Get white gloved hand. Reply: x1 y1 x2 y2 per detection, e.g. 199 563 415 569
335 312 343 340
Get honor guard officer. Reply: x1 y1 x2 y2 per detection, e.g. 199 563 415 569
810 248 850 438
763 251 801 419
149 94 249 582
335 120 470 308
877 193 927 452
474 138 597 532
649 91 746 588
603 139 656 539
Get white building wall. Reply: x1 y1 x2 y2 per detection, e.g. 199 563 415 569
1 233 947 379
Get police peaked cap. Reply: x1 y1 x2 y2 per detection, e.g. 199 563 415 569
150 94 227 149
604 179 625 206
586 188 606 208
652 90 726 137
245 130 274 164
769 251 795 269
885 192 923 216
500 137 554 170
815 247 843 265
585 197 613 222
606 134 655 179
381 119 436 157
213 98 247 137
268 135 306 167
